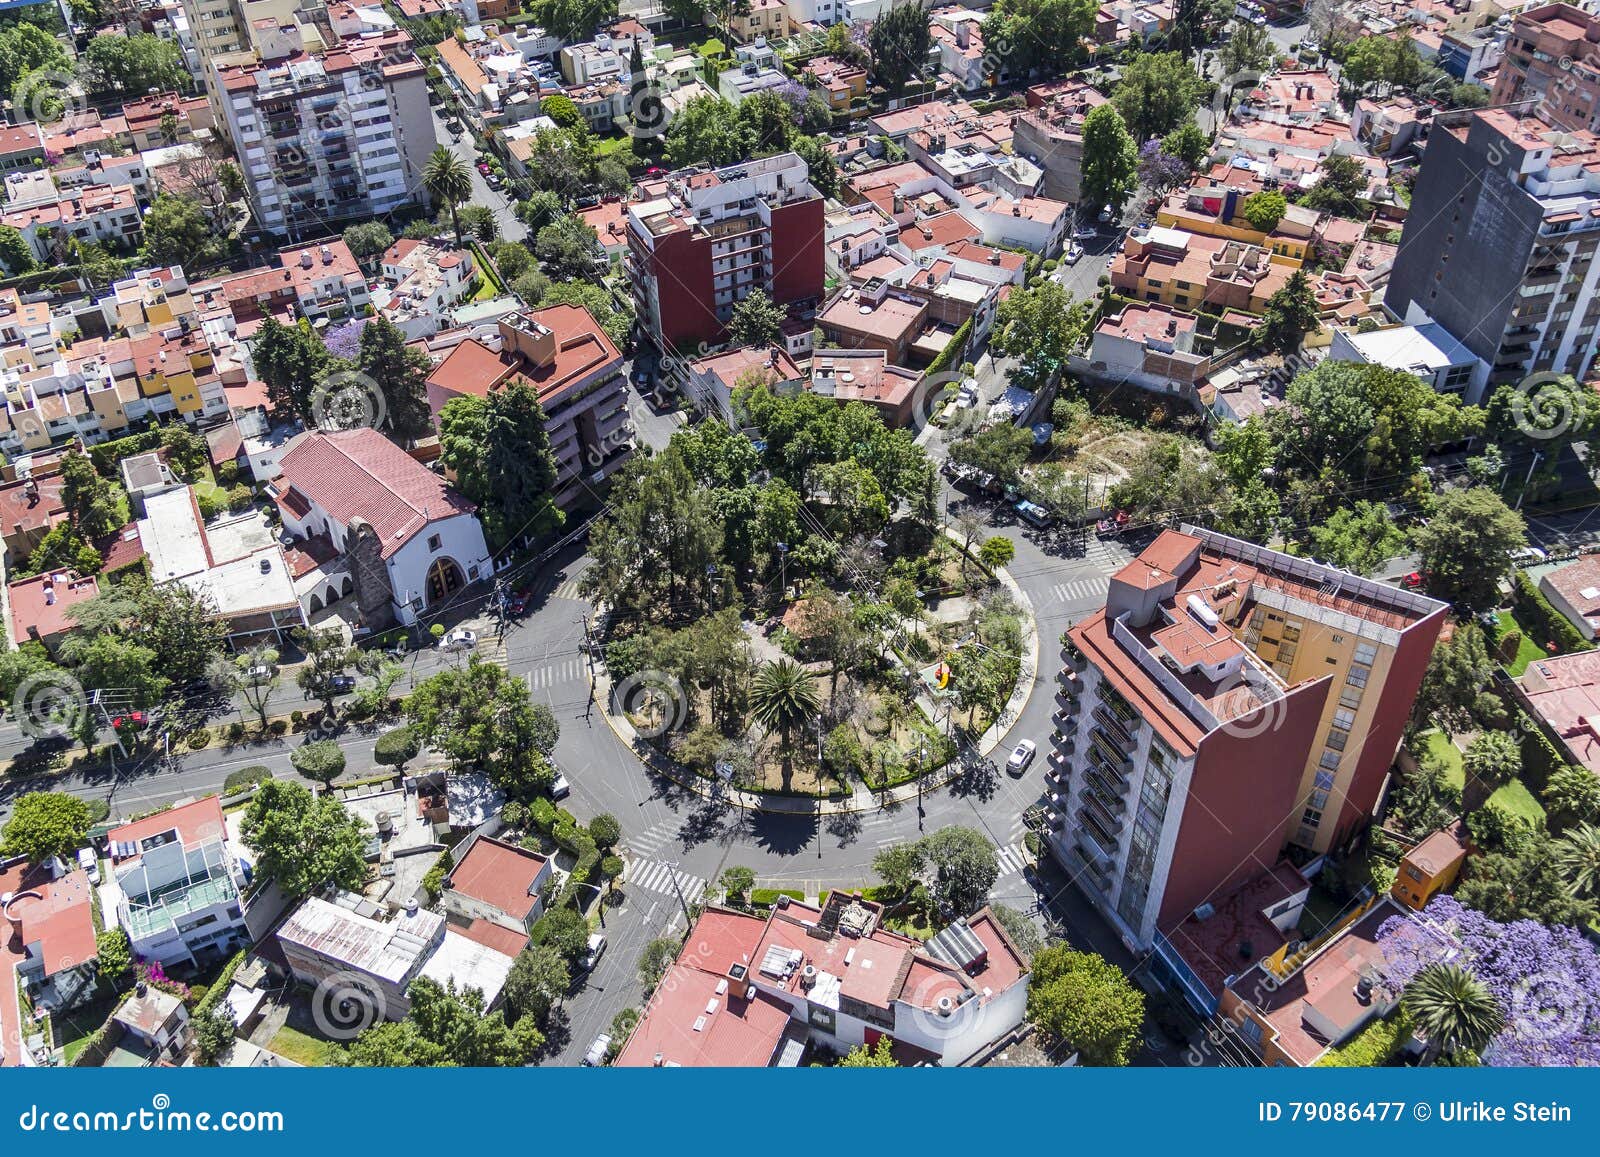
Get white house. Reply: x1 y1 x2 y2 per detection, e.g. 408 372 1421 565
271 428 492 629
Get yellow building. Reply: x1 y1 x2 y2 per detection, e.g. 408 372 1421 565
728 0 788 42
1390 821 1469 910
1155 185 1317 266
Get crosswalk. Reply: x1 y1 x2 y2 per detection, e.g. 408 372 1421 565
626 858 707 904
995 841 1029 879
1048 575 1111 606
525 656 588 689
526 573 589 603
628 820 678 858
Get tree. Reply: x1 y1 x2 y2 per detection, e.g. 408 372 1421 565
1240 190 1287 232
423 146 473 244
527 0 618 41
290 740 347 791
502 945 570 1024
1080 104 1138 214
538 906 591 964
250 315 332 419
1402 963 1504 1064
139 581 227 684
1137 139 1189 196
791 134 839 198
528 702 560 756
81 34 186 95
721 865 756 904
295 627 353 718
989 903 1043 957
0 225 35 275
96 928 133 981
589 813 622 850
1555 822 1600 900
1410 488 1526 610
1304 500 1404 576
342 222 394 263
1412 624 1493 732
0 23 68 96
868 2 931 94
143 194 210 268
59 449 122 539
374 725 422 771
240 780 367 899
915 826 999 916
1113 52 1206 141
1027 946 1145 1065
990 278 1091 385
1218 17 1272 74
1254 268 1319 353
341 977 542 1067
540 93 583 128
405 658 555 797
983 0 1098 77
727 288 786 349
1161 119 1209 170
533 214 599 280
193 1006 237 1065
357 315 435 443
1456 831 1596 930
979 536 1015 570
69 634 167 711
1543 768 1600 835
664 95 749 169
750 658 822 756
840 1037 898 1066
438 380 564 550
1 792 92 863
1302 152 1368 214
639 936 680 988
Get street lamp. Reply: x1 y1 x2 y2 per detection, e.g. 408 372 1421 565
570 879 607 927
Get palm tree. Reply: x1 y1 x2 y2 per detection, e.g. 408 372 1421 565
750 659 822 756
422 146 472 244
1401 963 1504 1064
1556 823 1600 900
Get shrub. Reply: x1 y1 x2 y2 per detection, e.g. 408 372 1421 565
185 728 211 750
84 798 110 825
216 461 240 487
374 725 421 770
429 623 446 640
1513 572 1586 655
502 801 528 830
195 489 225 521
289 710 305 730
222 766 272 794
530 797 557 832
749 888 805 907
268 719 288 736
223 722 245 744
226 483 253 511
422 848 452 900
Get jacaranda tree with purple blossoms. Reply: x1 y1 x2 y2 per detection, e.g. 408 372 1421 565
1376 895 1600 1065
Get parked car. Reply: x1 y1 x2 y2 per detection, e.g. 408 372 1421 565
1064 245 1083 265
438 628 478 652
245 664 274 683
1097 204 1115 224
476 161 491 175
505 589 531 616
1006 739 1037 775
1071 225 1096 241
77 847 100 885
579 933 607 972
551 772 571 799
1509 546 1549 566
324 674 357 694
582 1032 612 1066
1014 500 1053 529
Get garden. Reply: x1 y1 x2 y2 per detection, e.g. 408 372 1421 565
585 384 1032 798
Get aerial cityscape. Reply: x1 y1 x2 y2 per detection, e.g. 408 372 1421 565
3 0 1600 1077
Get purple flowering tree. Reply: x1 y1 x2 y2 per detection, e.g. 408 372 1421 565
1137 139 1190 197
322 318 368 363
1376 895 1600 1065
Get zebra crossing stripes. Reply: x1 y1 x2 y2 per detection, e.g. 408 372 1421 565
525 656 588 689
626 858 707 904
995 842 1029 879
628 821 676 856
1050 576 1111 605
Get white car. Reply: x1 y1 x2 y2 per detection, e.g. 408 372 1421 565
1006 739 1037 775
1064 245 1083 265
582 1032 611 1066
77 847 100 885
579 933 607 972
438 628 477 652
551 772 571 799
1509 546 1549 566
245 664 274 683
1071 225 1096 242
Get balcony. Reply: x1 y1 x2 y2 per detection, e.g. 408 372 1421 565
1092 703 1137 748
1080 797 1124 839
1086 762 1129 801
1082 810 1121 857
1090 727 1135 770
1045 765 1069 789
1055 686 1081 713
1085 782 1126 816
1075 827 1117 868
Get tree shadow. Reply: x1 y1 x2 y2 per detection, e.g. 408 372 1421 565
741 810 815 857
532 1006 572 1062
825 808 863 847
945 747 1001 803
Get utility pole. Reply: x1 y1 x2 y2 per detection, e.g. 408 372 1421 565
664 861 693 926
1516 450 1543 511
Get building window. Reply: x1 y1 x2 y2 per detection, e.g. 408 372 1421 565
1353 642 1378 666
1339 686 1364 710
1346 664 1370 689
1301 807 1322 828
1314 770 1335 791
428 533 442 551
1319 749 1341 772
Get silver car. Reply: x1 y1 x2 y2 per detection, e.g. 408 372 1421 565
582 1032 612 1066
1006 739 1037 775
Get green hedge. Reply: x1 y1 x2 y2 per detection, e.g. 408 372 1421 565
193 949 247 1018
749 888 805 907
222 766 272 794
89 425 165 476
925 316 974 377
1514 706 1570 797
1513 571 1587 655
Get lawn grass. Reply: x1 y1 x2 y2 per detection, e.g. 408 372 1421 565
268 1025 337 1067
1421 729 1465 791
1493 611 1547 677
1487 776 1546 826
55 994 119 1064
1317 1011 1413 1067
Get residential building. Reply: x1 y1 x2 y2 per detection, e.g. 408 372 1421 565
626 152 825 351
719 45 792 105
1328 322 1488 402
1049 528 1447 954
1 183 144 262
0 471 66 561
0 859 98 1067
212 29 436 239
800 55 868 111
1157 863 1311 1015
1538 555 1600 640
930 7 994 92
271 427 492 628
0 123 46 173
614 893 1030 1067
559 23 654 85
200 240 372 332
1385 106 1600 388
1510 647 1600 775
183 0 324 126
1352 97 1429 157
682 345 803 424
729 0 789 42
1492 3 1600 131
1013 81 1108 204
816 279 955 367
95 988 193 1068
374 239 476 340
809 348 923 426
424 305 633 508
441 834 553 936
1390 821 1470 911
276 893 447 1020
105 798 250 970
1111 226 1294 315
7 570 99 654
1077 302 1211 399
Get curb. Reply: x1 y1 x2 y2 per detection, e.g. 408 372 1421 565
592 543 1043 815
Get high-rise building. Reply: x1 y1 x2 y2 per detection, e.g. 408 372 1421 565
625 152 825 352
212 28 436 240
1384 106 1600 387
1048 528 1445 952
1491 3 1600 133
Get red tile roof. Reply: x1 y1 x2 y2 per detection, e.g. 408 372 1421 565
8 571 99 645
455 918 530 958
108 797 228 861
0 473 66 541
274 429 476 559
445 836 548 923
